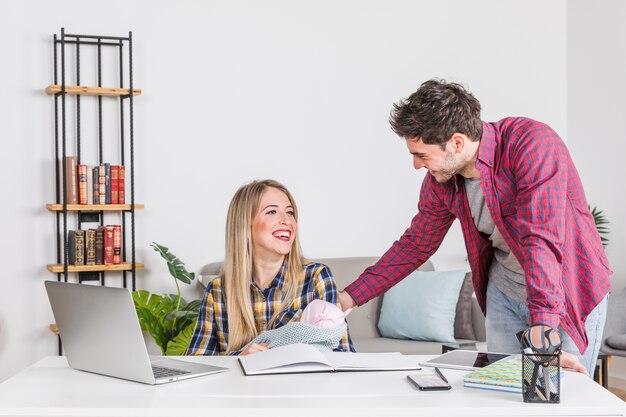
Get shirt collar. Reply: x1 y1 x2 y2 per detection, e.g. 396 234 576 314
476 121 496 169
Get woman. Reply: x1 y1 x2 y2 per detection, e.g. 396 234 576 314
187 179 354 355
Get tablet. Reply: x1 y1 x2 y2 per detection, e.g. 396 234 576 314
419 350 511 371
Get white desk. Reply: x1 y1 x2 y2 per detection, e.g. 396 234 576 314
0 355 624 417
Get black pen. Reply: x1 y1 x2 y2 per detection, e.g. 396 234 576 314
434 367 448 383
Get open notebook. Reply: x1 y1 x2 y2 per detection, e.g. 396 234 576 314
238 343 421 376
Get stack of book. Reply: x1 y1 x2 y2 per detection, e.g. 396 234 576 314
64 156 125 205
463 355 562 396
67 225 122 266
463 356 523 393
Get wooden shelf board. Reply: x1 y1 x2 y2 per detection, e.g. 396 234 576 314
44 85 142 97
46 203 144 211
46 262 144 273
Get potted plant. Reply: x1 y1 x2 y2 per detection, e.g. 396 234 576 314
132 242 201 355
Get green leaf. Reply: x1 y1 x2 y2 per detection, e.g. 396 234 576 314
133 290 159 331
151 242 196 285
166 311 198 331
134 291 175 322
132 290 151 309
136 307 169 354
165 322 197 356
183 299 202 312
132 289 179 354
165 310 198 320
163 293 187 305
588 205 610 248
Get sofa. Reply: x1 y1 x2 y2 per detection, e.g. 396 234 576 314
198 256 486 355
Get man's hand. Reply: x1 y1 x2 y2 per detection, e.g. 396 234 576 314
239 343 269 356
560 351 589 376
520 325 588 376
338 290 356 312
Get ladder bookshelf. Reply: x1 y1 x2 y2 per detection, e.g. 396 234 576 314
45 28 144 354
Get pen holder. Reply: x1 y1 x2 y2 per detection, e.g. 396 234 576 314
521 352 560 403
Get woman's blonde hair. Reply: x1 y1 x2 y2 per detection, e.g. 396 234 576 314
223 179 305 354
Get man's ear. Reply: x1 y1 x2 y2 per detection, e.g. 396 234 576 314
450 133 467 154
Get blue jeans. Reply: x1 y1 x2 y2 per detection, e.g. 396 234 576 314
485 281 608 377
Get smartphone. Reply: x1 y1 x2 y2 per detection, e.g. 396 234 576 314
407 374 452 391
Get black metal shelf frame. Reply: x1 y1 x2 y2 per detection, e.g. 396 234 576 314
51 27 138 294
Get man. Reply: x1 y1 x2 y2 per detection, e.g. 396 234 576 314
338 79 611 376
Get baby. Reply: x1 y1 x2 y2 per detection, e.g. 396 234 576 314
300 299 352 327
241 300 351 352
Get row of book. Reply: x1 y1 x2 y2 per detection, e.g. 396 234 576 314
64 156 126 205
68 225 122 266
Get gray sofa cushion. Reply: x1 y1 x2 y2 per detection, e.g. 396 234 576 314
317 257 434 339
454 273 476 340
606 334 626 350
600 287 626 356
353 337 480 355
197 257 486 355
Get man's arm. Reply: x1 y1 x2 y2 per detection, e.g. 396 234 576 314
343 175 456 306
508 123 570 330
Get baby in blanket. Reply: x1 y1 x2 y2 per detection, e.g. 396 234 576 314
241 300 352 352
300 299 353 328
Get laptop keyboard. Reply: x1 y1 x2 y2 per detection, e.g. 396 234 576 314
152 365 192 379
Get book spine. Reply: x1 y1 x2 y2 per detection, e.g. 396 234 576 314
95 226 105 265
85 229 96 265
103 225 114 265
98 165 106 204
68 230 76 264
104 163 111 204
118 165 125 204
86 167 93 206
92 166 100 204
74 229 85 266
110 165 119 205
77 164 88 205
112 225 122 264
64 156 78 204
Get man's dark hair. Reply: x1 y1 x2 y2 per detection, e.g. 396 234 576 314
389 79 482 148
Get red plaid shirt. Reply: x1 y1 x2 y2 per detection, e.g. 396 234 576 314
345 117 611 353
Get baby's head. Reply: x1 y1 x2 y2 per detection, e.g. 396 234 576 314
300 299 352 328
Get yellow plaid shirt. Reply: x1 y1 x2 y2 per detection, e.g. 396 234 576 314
187 262 355 355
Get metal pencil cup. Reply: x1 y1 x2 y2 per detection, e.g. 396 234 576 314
522 352 560 403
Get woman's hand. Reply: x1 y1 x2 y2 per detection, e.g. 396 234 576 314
239 343 269 356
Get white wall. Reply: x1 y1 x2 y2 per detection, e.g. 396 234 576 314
567 0 626 388
0 0 567 381
567 0 626 292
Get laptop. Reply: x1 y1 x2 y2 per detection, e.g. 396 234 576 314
45 280 228 384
